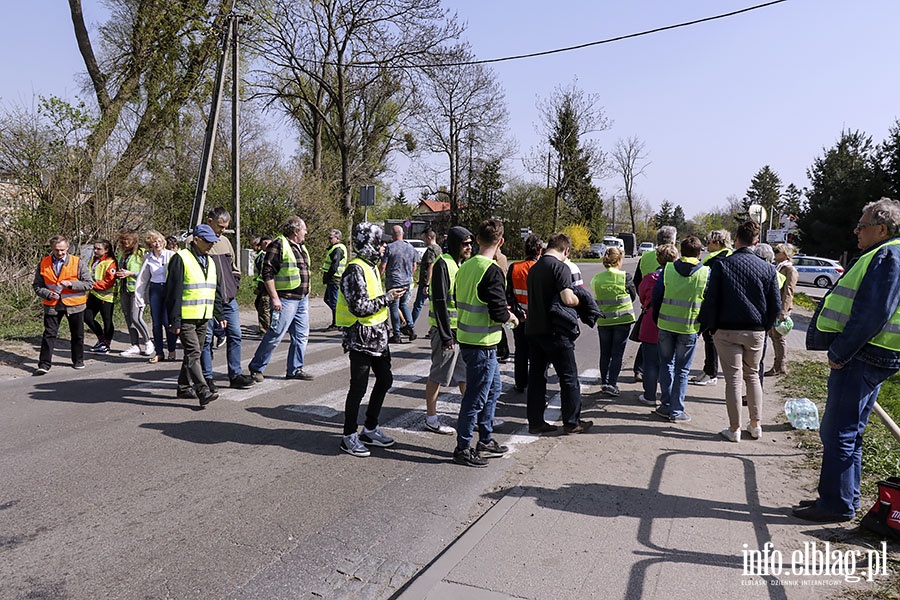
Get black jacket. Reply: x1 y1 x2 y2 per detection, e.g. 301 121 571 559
548 286 605 340
698 247 781 332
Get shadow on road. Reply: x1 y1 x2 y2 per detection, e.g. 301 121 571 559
29 376 197 410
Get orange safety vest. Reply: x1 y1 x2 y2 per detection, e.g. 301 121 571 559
509 259 536 310
40 255 87 307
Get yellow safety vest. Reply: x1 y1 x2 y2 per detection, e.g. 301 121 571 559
455 255 503 346
816 239 900 351
428 254 459 330
178 249 217 320
335 258 388 327
274 235 307 291
639 250 659 279
591 268 635 326
703 248 732 265
90 256 116 303
321 243 348 278
657 261 710 334
118 251 143 293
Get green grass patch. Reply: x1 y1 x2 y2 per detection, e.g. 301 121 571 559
792 291 818 310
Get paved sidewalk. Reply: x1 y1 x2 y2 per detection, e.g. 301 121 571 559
396 335 892 599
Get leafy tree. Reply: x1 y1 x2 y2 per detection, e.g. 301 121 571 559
461 159 504 229
800 130 887 257
611 136 649 234
561 223 590 255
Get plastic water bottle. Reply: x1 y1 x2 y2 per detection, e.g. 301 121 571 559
270 309 281 331
784 398 820 430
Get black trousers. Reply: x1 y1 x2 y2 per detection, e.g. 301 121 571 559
84 295 114 343
512 324 530 390
177 320 210 393
526 334 582 428
343 349 393 435
39 310 85 369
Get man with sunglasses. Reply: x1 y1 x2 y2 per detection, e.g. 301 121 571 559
796 197 900 522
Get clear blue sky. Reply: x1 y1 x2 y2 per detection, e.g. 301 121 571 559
3 0 899 218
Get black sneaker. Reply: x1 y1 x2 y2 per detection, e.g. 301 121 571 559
229 374 256 389
176 388 196 399
388 335 408 344
400 325 417 341
205 378 218 393
198 390 219 407
476 438 508 457
72 362 85 370
452 447 489 468
286 369 314 381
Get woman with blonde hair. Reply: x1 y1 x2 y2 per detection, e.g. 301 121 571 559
135 230 177 363
590 246 637 396
116 229 152 357
766 243 799 375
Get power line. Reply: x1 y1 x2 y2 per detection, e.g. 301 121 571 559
354 0 789 68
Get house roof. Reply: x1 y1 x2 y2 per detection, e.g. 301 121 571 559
418 199 451 213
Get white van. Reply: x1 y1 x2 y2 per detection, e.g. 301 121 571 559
602 236 625 251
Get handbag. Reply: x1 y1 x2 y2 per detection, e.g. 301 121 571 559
860 477 900 540
629 310 644 342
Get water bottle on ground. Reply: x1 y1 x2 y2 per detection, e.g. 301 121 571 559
270 309 281 331
784 398 820 430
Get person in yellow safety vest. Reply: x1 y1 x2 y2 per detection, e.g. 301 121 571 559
765 243 799 376
32 234 94 375
252 235 273 333
697 221 780 444
506 232 543 393
84 239 118 354
423 226 474 435
115 229 152 357
322 228 348 331
165 224 223 408
633 225 678 382
691 229 733 387
452 218 518 468
248 216 315 382
795 197 900 523
335 222 406 458
591 246 637 397
651 236 710 424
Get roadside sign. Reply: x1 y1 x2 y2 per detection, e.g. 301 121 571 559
359 185 376 206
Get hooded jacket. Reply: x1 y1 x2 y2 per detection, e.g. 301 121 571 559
430 226 473 344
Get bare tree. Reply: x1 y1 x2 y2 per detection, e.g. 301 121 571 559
249 0 461 220
409 44 512 224
611 136 649 234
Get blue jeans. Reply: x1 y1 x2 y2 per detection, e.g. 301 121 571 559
597 323 631 386
324 283 339 326
388 286 413 336
657 330 698 418
641 342 660 400
411 284 429 326
456 346 501 450
202 297 243 380
249 296 309 376
818 357 897 517
148 282 176 357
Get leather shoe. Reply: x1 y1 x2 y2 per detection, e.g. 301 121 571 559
400 325 417 341
388 335 408 344
176 388 196 399
198 390 219 407
764 368 785 377
286 369 314 381
792 505 853 523
795 499 817 508
564 420 594 434
230 374 256 389
528 422 557 434
205 378 218 393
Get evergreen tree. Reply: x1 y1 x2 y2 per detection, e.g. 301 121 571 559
745 165 783 211
654 201 674 228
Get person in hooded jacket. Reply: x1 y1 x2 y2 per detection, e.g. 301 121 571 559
423 225 473 434
336 222 406 458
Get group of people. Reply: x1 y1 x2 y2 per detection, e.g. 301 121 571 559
32 198 900 525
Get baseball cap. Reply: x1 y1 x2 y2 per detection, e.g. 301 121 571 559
192 224 219 243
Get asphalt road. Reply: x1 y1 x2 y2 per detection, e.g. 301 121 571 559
0 257 817 599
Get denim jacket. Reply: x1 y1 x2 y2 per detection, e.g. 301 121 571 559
812 238 900 369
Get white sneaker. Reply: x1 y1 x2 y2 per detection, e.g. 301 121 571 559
719 428 741 442
425 417 454 435
692 373 717 386
637 394 657 406
142 341 155 356
121 345 142 357
746 423 762 439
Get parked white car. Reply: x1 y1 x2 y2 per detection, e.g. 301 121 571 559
637 242 655 256
794 255 844 288
407 238 427 260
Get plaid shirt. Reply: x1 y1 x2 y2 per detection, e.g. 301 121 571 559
261 236 310 299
